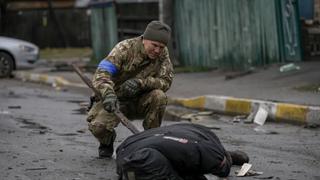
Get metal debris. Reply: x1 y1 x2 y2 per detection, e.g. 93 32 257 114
236 163 263 177
237 163 252 176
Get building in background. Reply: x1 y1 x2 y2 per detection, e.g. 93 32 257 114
1 0 319 69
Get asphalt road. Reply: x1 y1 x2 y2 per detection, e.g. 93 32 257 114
0 79 319 180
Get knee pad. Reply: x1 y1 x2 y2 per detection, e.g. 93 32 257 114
88 121 107 137
149 89 167 105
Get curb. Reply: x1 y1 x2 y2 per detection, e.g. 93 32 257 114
14 72 87 88
14 72 320 125
169 95 320 125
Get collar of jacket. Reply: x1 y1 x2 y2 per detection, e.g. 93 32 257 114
138 36 149 60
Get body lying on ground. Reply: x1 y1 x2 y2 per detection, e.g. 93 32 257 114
116 123 249 180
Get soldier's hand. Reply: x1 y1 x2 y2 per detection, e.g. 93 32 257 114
102 93 118 113
120 78 142 97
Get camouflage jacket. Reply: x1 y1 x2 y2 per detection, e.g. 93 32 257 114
93 36 174 98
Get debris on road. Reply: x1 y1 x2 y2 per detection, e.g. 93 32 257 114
253 106 269 126
233 115 247 123
181 111 216 123
236 163 252 176
236 163 263 177
236 169 264 177
245 103 259 123
279 63 300 73
25 167 47 171
8 105 21 109
0 110 10 114
304 123 320 129
164 106 218 123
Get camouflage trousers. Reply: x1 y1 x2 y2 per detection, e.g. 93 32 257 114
87 89 167 145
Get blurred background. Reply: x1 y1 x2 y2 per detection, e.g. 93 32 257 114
0 0 319 70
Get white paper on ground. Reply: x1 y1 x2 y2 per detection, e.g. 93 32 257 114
237 163 253 176
253 106 268 126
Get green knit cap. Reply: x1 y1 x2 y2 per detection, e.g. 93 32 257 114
143 21 171 45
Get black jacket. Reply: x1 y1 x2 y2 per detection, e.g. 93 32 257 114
116 123 231 180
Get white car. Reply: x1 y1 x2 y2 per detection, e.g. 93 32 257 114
0 36 39 77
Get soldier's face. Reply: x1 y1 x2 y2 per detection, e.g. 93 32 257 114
143 39 165 59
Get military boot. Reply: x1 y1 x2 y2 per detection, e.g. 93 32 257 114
228 150 249 165
99 143 114 158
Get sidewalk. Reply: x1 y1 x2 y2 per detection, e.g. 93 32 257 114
14 61 320 125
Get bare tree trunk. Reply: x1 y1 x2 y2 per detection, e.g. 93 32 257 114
0 0 7 34
47 0 68 47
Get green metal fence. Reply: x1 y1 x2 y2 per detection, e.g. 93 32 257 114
276 0 302 62
174 0 301 70
90 2 118 63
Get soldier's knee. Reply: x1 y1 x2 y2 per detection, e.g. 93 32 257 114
149 89 167 105
88 121 107 137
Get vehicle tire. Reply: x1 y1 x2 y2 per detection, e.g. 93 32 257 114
0 52 14 78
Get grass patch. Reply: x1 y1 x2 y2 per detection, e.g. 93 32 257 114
40 47 92 61
174 66 214 73
294 84 320 92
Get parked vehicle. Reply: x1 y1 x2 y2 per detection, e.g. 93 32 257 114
0 36 39 77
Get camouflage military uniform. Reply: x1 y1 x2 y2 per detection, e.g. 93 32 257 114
87 36 174 145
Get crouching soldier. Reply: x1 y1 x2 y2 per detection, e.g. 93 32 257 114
116 123 249 180
87 21 174 158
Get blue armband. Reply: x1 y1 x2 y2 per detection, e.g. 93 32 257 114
98 60 118 76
